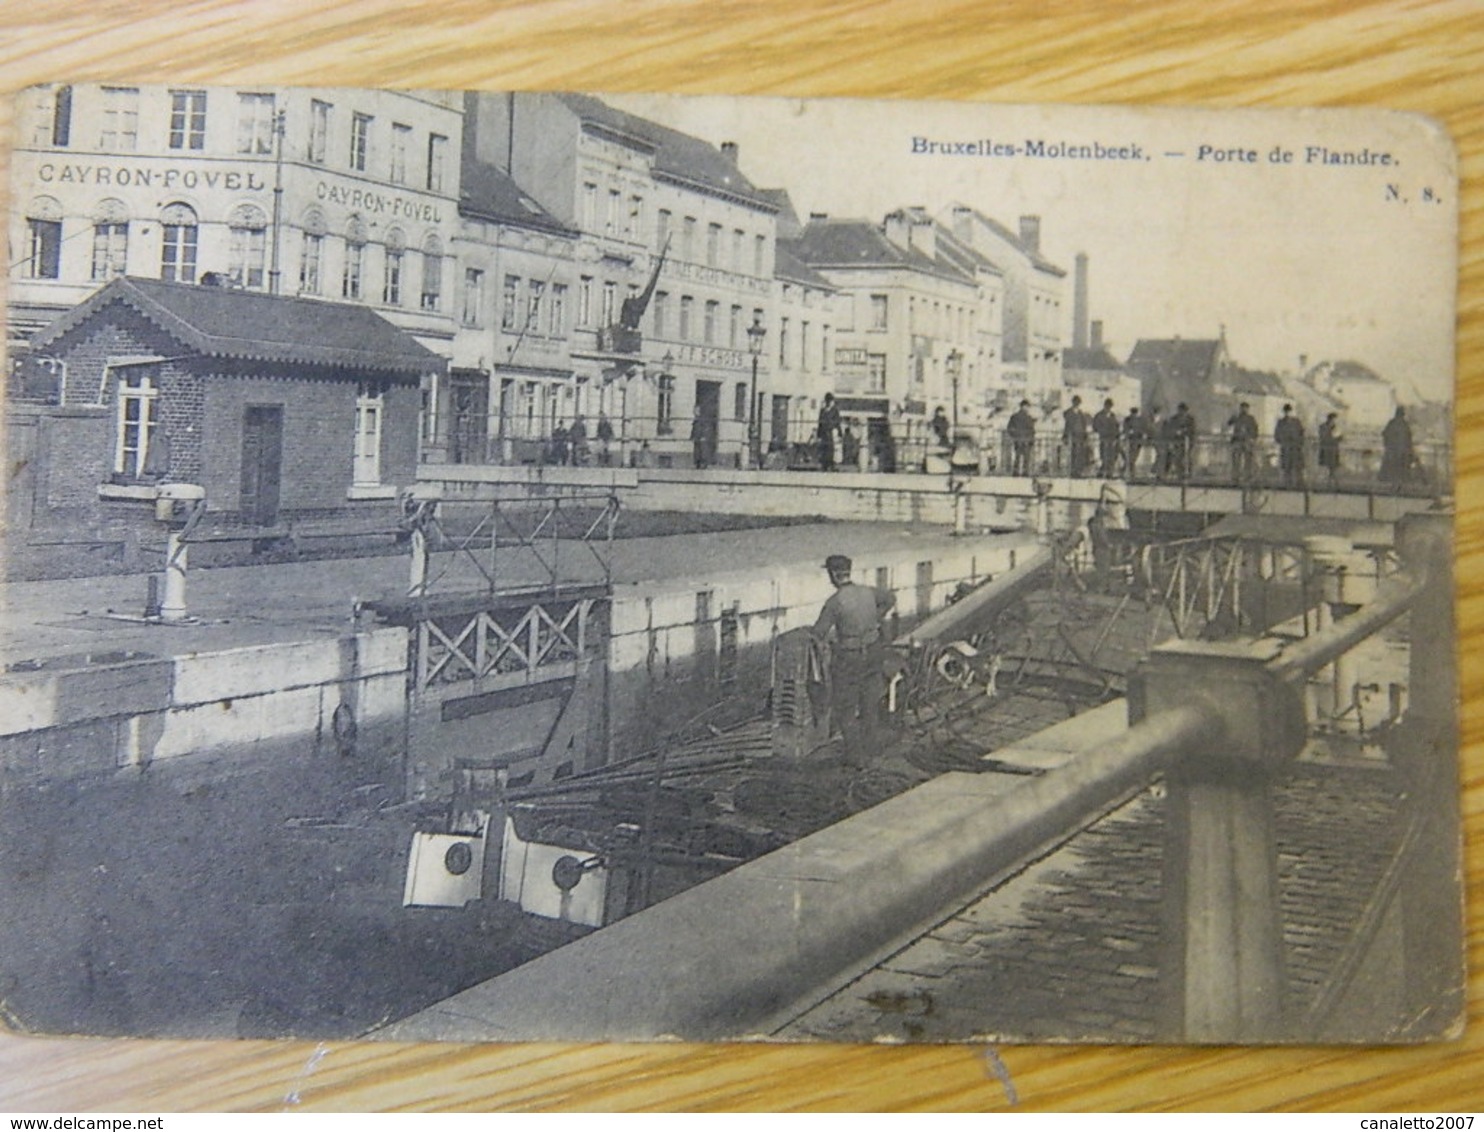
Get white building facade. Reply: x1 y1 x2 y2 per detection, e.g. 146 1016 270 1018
10 84 464 369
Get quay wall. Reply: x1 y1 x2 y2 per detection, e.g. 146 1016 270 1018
0 629 407 787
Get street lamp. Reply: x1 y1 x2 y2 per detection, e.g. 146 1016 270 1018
747 315 766 468
947 348 963 432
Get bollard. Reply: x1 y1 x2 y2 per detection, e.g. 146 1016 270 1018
153 483 204 622
160 528 190 621
1133 637 1307 1041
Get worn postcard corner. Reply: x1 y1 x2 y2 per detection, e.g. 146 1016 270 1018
1 86 1463 1047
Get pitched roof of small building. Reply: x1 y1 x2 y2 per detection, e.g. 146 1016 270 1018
1126 338 1222 381
556 94 777 211
31 276 443 378
1063 346 1123 372
1230 367 1287 398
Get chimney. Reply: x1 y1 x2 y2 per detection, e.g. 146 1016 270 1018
1298 353 1308 372
907 208 936 259
1019 214 1041 253
951 205 976 248
883 210 911 251
1073 252 1090 350
1091 319 1104 350
720 141 738 163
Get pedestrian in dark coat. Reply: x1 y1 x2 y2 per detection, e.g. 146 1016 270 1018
1380 406 1415 488
1007 400 1036 476
1275 403 1305 487
1092 398 1120 477
1063 395 1090 477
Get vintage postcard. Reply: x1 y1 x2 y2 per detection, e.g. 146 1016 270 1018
0 88 1461 1045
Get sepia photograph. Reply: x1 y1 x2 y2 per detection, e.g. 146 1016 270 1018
0 83 1463 1051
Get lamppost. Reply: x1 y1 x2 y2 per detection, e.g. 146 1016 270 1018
747 315 766 468
947 348 963 433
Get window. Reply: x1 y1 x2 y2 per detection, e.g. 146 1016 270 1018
656 209 671 251
800 321 810 371
578 276 593 326
870 293 889 331
730 305 742 349
601 281 616 326
734 383 748 421
549 283 566 336
350 112 372 171
420 236 443 311
25 218 61 279
821 325 831 373
115 371 159 478
228 203 268 289
168 90 207 150
502 275 520 330
308 100 331 163
703 300 719 345
629 195 644 241
383 249 403 305
682 217 696 260
867 354 887 393
46 84 72 147
527 279 544 329
706 223 721 267
99 87 139 151
92 217 128 280
607 189 621 234
754 234 766 276
427 133 448 192
236 92 275 155
679 295 693 341
299 232 323 294
390 123 410 184
779 318 790 369
653 291 668 338
160 203 198 283
342 219 367 299
582 183 598 230
732 229 744 272
463 268 484 327
657 374 675 435
353 381 385 486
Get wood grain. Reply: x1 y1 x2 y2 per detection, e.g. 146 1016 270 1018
0 0 1480 1112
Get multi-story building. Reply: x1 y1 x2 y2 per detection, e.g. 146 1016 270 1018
444 156 580 465
945 207 1066 407
9 84 464 368
464 92 780 467
787 209 990 468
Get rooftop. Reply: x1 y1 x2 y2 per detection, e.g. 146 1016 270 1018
557 93 777 212
30 276 443 378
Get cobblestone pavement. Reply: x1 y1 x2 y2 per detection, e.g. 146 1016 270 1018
780 758 1407 1044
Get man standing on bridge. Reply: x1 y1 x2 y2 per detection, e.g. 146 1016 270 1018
813 554 897 766
1227 401 1259 484
1007 400 1036 476
1275 403 1305 487
1092 397 1121 477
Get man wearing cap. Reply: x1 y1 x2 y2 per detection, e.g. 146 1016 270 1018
812 554 897 764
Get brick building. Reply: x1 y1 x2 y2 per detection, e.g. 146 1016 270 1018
9 276 438 575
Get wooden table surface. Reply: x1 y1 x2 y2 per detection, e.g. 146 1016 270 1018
0 0 1480 1112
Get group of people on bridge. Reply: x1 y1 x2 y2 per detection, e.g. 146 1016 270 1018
1004 397 1421 491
